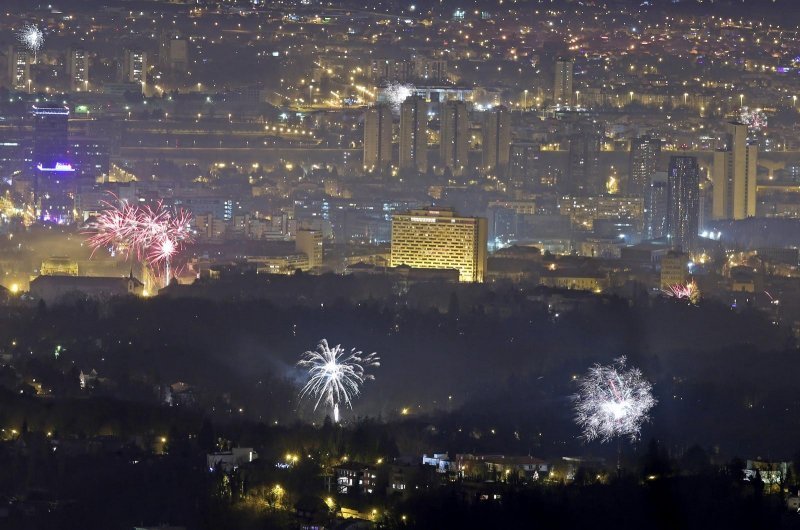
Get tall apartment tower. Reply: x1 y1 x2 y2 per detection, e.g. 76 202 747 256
7 46 31 91
363 103 393 173
667 156 700 251
712 121 757 220
566 125 602 195
440 100 469 177
482 105 511 177
629 136 661 197
391 208 488 282
121 48 147 84
399 95 428 174
553 57 574 106
66 47 90 92
296 229 323 269
644 171 668 240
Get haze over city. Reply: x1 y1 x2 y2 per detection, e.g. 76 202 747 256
2 0 800 528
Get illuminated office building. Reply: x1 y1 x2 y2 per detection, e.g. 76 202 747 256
32 104 74 223
390 208 487 282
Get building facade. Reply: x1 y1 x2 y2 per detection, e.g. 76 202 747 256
629 136 661 197
482 106 511 177
553 57 574 105
440 100 469 177
391 208 488 282
363 103 393 173
399 95 428 174
712 121 757 220
667 156 700 251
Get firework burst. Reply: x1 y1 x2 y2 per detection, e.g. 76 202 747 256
85 195 194 287
297 339 379 423
662 280 699 304
382 82 415 112
573 356 656 443
738 107 768 132
17 24 44 59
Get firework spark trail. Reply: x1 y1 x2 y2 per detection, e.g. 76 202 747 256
297 339 380 423
662 280 699 304
573 356 656 443
17 24 44 59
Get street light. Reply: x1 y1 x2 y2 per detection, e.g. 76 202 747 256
523 89 528 109
739 94 744 107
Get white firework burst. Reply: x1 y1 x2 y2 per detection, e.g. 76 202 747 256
297 339 379 422
17 24 44 58
573 356 656 443
383 82 415 112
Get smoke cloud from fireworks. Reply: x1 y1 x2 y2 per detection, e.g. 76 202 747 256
573 356 656 443
297 339 379 422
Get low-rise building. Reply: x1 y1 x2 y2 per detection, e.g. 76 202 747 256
333 462 377 495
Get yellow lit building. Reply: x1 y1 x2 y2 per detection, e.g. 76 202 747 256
390 208 487 282
40 256 79 276
660 251 689 289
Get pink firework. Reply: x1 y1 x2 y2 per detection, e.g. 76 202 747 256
85 197 142 259
85 195 194 283
662 281 699 304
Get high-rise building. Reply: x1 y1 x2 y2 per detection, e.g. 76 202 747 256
32 104 74 223
296 229 324 269
644 171 668 240
399 95 428 174
363 104 393 173
67 138 109 183
121 48 147 84
66 47 90 92
712 122 757 220
629 136 661 197
666 156 700 251
482 105 511 177
390 208 488 282
159 31 188 72
7 46 31 92
508 141 541 189
553 57 574 106
440 100 469 176
566 125 602 195
412 57 448 83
